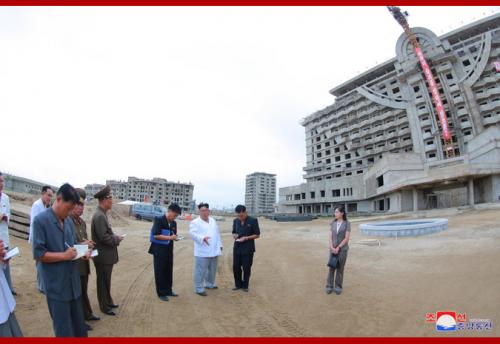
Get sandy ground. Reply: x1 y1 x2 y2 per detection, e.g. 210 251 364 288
7 204 500 337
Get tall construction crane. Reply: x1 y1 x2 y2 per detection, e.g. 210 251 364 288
387 6 455 158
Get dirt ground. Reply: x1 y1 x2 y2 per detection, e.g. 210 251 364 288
7 204 500 337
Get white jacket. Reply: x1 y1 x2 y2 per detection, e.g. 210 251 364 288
189 216 223 258
29 198 47 244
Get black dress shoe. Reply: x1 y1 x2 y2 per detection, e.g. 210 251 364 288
11 290 18 296
196 291 208 296
87 314 101 321
166 292 178 297
85 323 93 331
232 287 241 291
242 288 249 292
206 286 218 289
110 304 119 308
104 310 116 316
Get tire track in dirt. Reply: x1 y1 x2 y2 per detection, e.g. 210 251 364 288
217 250 310 337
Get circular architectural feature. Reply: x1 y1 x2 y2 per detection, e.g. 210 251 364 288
360 218 448 237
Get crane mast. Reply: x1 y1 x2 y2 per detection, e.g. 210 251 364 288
387 6 455 158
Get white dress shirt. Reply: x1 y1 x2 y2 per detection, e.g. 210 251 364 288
0 193 10 248
189 216 223 258
336 221 343 234
0 263 15 324
29 198 47 244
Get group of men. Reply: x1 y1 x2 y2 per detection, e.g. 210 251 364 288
148 201 260 300
0 174 262 338
0 177 124 337
30 183 123 337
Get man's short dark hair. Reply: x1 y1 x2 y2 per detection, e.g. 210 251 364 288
42 186 53 193
235 204 246 213
168 203 182 214
198 202 209 210
57 183 79 204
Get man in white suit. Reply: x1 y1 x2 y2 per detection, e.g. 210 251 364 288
189 203 222 296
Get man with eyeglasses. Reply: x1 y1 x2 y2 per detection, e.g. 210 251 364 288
91 185 124 316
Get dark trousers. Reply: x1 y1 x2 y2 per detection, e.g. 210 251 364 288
80 274 94 319
153 251 173 297
94 263 115 313
46 296 87 337
326 249 348 290
233 252 254 289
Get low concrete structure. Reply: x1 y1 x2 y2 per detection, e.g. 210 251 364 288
360 218 448 237
3 174 57 195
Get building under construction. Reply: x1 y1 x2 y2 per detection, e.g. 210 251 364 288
278 13 500 215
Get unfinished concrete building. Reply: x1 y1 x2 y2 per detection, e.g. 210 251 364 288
104 177 194 212
84 183 105 200
279 14 500 215
245 172 277 215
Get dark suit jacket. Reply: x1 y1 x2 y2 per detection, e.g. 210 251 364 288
232 216 260 255
330 219 351 252
91 207 119 265
148 215 177 258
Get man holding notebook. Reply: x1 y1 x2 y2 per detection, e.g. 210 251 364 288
148 203 181 302
32 183 89 337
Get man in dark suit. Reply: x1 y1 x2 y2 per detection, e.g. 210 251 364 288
232 205 260 292
91 186 124 316
148 203 181 301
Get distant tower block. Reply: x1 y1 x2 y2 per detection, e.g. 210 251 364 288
245 172 276 215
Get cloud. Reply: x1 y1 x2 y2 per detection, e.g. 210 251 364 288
0 6 498 206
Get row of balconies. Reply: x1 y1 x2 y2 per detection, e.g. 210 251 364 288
313 98 372 128
479 99 500 112
311 109 406 145
483 113 500 126
314 123 408 156
474 74 500 89
475 87 500 101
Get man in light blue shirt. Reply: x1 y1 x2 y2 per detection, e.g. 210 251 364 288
32 183 89 337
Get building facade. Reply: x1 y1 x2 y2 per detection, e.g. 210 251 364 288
85 177 194 212
84 183 105 200
3 174 58 195
245 172 276 215
279 14 500 215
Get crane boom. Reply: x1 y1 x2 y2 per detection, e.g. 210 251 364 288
387 6 454 158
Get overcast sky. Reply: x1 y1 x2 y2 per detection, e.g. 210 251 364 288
1 6 498 208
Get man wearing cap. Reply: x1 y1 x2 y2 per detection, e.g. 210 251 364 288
32 183 89 337
91 186 123 316
232 205 260 292
71 189 100 327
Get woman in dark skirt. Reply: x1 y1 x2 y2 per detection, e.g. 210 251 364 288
325 205 351 295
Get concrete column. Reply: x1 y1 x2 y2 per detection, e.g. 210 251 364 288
468 178 475 206
413 188 418 212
